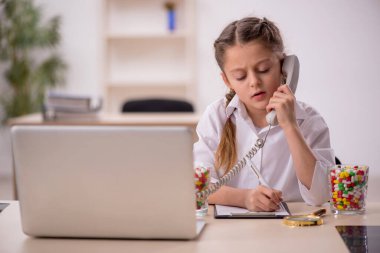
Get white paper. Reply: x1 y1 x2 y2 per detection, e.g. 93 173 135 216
215 203 289 217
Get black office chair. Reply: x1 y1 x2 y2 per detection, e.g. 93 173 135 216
121 98 194 113
335 157 342 165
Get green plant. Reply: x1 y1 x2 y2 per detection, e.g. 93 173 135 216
0 0 66 122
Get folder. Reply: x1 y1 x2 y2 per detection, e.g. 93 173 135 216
214 202 290 219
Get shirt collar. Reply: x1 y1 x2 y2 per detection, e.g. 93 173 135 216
226 94 308 120
225 95 240 118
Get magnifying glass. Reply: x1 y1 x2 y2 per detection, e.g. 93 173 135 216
283 208 326 227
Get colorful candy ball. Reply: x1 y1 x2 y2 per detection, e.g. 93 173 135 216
329 165 369 213
194 166 210 209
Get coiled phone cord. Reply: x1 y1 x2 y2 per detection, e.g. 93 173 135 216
196 125 272 200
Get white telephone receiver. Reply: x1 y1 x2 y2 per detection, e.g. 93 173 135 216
266 55 300 125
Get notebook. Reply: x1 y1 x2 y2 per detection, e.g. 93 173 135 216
11 125 205 239
214 202 290 219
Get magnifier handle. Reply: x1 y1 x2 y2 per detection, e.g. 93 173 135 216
312 208 326 217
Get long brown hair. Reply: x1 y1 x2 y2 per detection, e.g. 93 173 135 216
214 17 284 174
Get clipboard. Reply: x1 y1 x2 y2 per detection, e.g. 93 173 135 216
214 202 291 219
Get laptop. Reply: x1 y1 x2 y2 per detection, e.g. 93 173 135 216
11 125 205 239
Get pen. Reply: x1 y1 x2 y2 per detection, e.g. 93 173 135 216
248 159 286 212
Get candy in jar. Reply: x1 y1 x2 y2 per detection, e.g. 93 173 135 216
329 165 369 214
194 166 210 215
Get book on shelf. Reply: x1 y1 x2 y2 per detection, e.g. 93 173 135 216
42 92 102 121
42 109 100 122
45 92 98 110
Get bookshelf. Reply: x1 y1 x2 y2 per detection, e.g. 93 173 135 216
103 0 196 113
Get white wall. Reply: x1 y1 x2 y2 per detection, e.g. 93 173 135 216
32 0 380 200
196 0 380 200
35 0 104 97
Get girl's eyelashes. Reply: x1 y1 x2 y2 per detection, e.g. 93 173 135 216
230 64 271 81
236 76 246 81
230 72 246 81
257 67 270 73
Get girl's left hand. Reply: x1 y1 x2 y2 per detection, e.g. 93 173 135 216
266 85 297 130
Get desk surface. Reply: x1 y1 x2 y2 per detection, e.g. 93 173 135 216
7 113 200 127
1 201 380 253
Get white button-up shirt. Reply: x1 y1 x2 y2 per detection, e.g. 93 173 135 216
193 95 335 206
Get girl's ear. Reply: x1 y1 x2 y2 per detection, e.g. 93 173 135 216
221 72 232 89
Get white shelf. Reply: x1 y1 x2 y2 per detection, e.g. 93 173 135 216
103 0 196 113
107 80 190 87
107 31 188 40
106 0 187 36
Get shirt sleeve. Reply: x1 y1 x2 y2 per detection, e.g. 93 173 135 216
297 114 335 206
193 103 225 183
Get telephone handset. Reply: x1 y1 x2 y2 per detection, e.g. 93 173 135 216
196 55 300 201
265 55 300 125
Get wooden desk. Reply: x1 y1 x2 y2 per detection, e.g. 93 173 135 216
7 113 200 127
1 201 380 253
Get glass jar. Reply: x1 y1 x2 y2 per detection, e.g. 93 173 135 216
329 165 369 214
194 166 210 217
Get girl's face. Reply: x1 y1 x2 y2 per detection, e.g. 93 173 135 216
221 41 282 117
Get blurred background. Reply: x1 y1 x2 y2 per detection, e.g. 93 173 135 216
1 0 379 200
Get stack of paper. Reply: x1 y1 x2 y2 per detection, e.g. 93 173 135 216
214 203 290 219
42 92 102 121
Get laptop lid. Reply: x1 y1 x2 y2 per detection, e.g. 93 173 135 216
11 125 201 239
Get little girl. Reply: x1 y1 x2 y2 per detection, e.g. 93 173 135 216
194 17 335 211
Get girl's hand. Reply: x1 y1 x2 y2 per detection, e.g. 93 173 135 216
244 185 283 212
266 85 297 130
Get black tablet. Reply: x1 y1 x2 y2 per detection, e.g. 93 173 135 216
336 225 380 252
